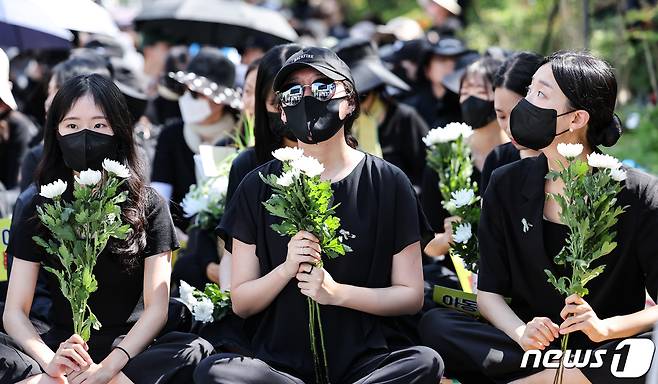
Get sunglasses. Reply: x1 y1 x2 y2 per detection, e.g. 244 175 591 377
277 80 343 107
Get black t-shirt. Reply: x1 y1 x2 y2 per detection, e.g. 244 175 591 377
0 111 38 190
480 142 520 194
420 165 482 234
478 154 658 349
7 185 178 358
378 100 430 189
218 153 431 383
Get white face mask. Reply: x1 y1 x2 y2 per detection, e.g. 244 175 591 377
179 91 212 124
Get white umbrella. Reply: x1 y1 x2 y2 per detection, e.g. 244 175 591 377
0 0 73 50
34 0 120 37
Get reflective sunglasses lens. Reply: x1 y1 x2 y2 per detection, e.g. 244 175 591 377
312 82 336 101
280 85 304 107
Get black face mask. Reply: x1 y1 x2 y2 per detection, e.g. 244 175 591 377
510 98 575 151
282 96 345 144
267 111 296 142
460 96 495 129
57 129 120 172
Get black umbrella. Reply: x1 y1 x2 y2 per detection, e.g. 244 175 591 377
135 0 298 49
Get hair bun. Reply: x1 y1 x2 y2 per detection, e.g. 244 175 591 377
598 114 622 147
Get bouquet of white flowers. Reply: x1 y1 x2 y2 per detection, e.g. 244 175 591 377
546 143 627 384
260 147 353 384
182 175 229 232
177 280 231 323
33 159 132 341
424 122 481 272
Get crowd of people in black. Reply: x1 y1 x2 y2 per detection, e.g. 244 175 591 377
0 0 657 383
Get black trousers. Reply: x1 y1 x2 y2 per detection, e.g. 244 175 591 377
193 346 443 384
419 307 654 384
0 331 213 384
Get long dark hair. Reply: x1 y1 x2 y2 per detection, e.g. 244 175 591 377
254 43 302 164
493 51 543 95
36 74 147 270
545 51 621 147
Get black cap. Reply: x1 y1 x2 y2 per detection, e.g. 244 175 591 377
334 37 409 93
273 47 355 91
430 37 469 57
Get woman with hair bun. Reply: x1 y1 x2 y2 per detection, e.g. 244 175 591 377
419 51 658 383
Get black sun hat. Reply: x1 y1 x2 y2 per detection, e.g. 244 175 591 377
273 46 355 92
169 48 242 110
333 37 409 94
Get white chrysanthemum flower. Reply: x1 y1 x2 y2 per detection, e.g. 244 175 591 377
102 159 130 178
587 153 622 170
292 156 325 177
272 147 304 162
39 179 67 199
453 223 473 244
557 143 584 158
209 176 229 196
450 188 475 208
192 297 215 323
74 169 102 186
609 168 627 182
445 122 474 139
178 280 198 308
423 122 473 146
182 194 210 217
276 170 298 187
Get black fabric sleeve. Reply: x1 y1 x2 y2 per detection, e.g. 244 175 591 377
477 170 512 295
7 186 42 263
143 188 179 258
420 166 449 233
392 168 430 255
630 170 658 301
217 172 259 250
150 125 176 185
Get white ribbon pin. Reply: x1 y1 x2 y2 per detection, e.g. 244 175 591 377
522 218 533 233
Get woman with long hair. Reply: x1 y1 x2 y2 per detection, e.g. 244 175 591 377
225 43 302 204
0 74 212 384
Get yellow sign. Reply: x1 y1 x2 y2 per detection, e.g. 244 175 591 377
433 285 512 318
0 217 11 282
